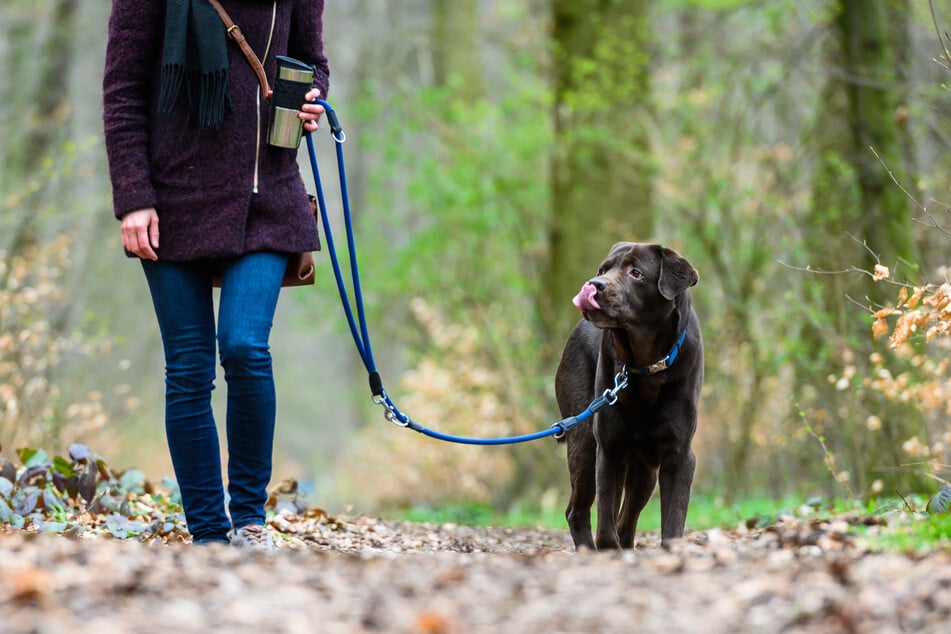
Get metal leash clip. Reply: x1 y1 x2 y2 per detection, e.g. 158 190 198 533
602 367 629 405
551 366 631 440
373 390 410 427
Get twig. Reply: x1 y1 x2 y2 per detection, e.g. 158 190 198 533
895 489 916 513
776 261 859 276
869 144 951 237
778 262 912 292
930 0 951 72
876 464 951 488
868 146 930 218
845 232 883 265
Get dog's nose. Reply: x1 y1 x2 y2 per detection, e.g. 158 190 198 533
589 278 606 291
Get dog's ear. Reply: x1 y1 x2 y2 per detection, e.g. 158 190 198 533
656 246 699 300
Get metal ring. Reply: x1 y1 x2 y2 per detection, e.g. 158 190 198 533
381 401 410 427
334 131 347 144
384 408 410 427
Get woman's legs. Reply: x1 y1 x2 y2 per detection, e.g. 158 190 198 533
142 252 288 543
141 259 230 544
217 251 288 531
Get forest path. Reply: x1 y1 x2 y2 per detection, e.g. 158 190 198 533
2 516 950 633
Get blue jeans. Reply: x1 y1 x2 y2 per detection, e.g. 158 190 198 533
141 252 289 544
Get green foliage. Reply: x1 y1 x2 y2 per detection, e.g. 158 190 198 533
3 0 948 515
648 1 829 498
865 504 951 553
355 76 551 321
333 57 561 509
395 492 951 555
394 493 807 532
660 0 766 10
884 514 951 551
0 442 186 540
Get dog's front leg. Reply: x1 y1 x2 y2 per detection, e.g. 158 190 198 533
617 458 656 549
658 448 696 544
594 434 626 550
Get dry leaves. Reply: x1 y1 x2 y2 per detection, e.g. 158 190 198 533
2 511 951 634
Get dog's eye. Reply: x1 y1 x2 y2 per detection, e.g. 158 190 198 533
597 267 605 276
630 268 643 280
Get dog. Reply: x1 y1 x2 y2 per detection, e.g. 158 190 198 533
555 242 702 550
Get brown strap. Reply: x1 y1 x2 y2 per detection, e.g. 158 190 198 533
206 0 272 99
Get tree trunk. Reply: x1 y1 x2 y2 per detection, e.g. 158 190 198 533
2 0 78 259
542 0 654 347
430 0 484 98
798 0 918 494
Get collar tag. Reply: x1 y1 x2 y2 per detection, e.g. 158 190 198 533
629 327 687 378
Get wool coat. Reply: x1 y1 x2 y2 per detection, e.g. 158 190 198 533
103 0 330 261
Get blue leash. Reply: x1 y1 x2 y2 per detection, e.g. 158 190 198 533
304 100 624 444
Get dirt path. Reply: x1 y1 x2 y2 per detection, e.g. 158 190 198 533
2 516 950 634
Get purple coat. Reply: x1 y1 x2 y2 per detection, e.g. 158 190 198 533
103 0 330 261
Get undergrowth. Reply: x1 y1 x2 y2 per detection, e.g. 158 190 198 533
394 493 808 532
393 490 951 551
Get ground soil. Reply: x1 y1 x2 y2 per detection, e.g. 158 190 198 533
2 514 950 634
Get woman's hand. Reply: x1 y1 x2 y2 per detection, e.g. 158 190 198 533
299 88 325 133
120 207 160 260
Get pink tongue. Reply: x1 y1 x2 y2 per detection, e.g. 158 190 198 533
572 282 601 312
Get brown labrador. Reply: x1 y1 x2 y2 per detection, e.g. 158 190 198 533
555 242 702 550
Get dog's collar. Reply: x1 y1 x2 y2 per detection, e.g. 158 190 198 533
625 328 688 377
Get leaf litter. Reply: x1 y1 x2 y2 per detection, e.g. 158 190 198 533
1 444 951 633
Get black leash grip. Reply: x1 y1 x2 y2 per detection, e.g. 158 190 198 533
558 416 581 432
587 394 611 413
368 371 384 398
326 108 343 139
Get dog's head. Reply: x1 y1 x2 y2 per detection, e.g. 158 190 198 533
572 242 698 329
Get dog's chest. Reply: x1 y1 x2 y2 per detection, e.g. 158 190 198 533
621 378 663 405
611 380 675 439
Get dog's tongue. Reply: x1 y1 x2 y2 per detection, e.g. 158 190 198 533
572 282 601 312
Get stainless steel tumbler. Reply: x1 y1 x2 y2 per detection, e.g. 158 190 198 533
267 56 316 149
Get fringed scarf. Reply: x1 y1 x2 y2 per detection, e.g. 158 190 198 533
158 0 232 130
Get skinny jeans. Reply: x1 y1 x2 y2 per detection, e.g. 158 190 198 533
141 252 288 544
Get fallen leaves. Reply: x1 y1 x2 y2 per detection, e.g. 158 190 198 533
7 566 53 604
1 490 951 634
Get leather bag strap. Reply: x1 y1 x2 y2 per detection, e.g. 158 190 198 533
206 0 272 99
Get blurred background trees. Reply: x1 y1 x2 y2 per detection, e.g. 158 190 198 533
3 0 951 517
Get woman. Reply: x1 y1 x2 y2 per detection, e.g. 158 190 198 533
102 0 330 548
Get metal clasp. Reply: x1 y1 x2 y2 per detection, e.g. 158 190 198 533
600 367 629 405
373 390 409 427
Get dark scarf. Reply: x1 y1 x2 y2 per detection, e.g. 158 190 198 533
158 0 231 130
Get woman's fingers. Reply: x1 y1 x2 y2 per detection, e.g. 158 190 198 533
121 208 159 260
300 88 324 132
